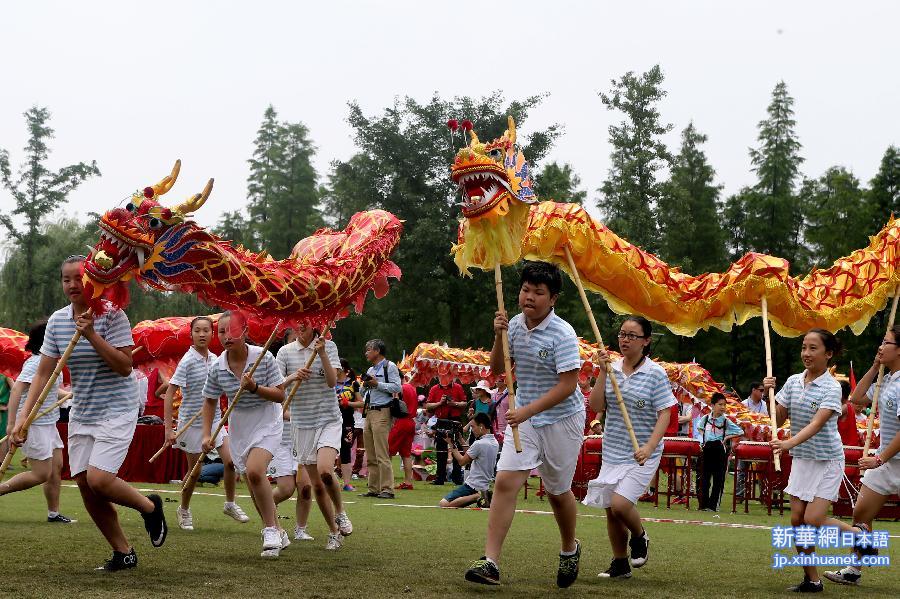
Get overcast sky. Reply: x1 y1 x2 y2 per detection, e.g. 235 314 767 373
1 1 897 239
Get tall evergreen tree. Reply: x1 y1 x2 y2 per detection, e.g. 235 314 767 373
534 162 587 203
246 105 284 236
597 65 672 253
800 167 869 265
867 145 900 228
657 122 726 273
0 106 100 324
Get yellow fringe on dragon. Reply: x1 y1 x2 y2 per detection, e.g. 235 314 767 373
451 117 900 337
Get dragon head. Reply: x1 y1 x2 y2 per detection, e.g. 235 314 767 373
83 160 213 302
450 116 537 275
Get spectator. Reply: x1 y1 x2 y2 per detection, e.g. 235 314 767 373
360 339 401 499
490 378 509 441
335 359 365 490
588 419 603 435
425 378 467 485
578 378 596 434
389 377 419 490
736 382 767 498
439 413 499 508
472 381 494 415
694 392 743 511
141 367 169 419
836 380 859 446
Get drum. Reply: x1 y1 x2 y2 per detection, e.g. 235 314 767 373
734 441 773 461
571 436 603 500
662 436 701 457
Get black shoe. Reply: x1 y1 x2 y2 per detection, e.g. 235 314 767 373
47 513 76 523
358 491 380 497
598 557 632 579
430 481 445 486
557 540 581 588
465 556 500 585
853 522 879 556
141 494 167 548
95 548 137 571
788 578 823 593
376 491 395 499
629 529 650 568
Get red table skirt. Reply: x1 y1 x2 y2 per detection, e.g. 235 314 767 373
56 422 188 484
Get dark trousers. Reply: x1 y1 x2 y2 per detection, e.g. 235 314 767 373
435 436 463 484
699 441 727 510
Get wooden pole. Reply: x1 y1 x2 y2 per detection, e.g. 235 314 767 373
182 322 283 488
282 324 333 412
862 287 900 464
760 297 782 472
147 408 203 464
0 313 90 481
494 264 522 453
563 245 640 453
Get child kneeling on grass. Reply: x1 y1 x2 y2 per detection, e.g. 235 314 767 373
439 412 498 508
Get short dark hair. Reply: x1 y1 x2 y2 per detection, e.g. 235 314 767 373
473 412 492 429
339 358 356 380
366 339 386 356
839 380 851 401
520 261 562 296
60 254 85 276
25 320 48 354
710 392 727 406
190 315 214 331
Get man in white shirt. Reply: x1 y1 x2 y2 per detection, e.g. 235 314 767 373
737 382 767 498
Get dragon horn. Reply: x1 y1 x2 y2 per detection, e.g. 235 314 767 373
172 178 214 216
152 159 182 196
507 116 516 145
469 129 480 146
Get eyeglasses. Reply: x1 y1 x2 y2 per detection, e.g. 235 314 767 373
617 332 647 341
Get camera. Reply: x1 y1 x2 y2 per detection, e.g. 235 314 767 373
432 418 461 439
361 373 373 382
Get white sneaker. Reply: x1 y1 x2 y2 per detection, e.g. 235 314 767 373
350 473 359 480
261 527 282 558
280 528 291 550
294 525 315 541
335 512 353 536
325 532 343 550
176 507 194 531
224 502 250 523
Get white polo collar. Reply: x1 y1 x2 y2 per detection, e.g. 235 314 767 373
216 344 263 373
187 345 214 365
516 308 555 333
611 356 653 377
802 369 833 388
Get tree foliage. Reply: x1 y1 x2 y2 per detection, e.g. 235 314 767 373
534 162 587 204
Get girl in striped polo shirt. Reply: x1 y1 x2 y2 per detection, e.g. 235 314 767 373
825 325 900 586
10 256 167 571
585 315 675 580
201 311 286 558
164 315 249 530
0 320 75 524
765 328 847 593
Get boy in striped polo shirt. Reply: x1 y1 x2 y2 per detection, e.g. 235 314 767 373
11 256 166 571
276 322 352 550
466 261 585 588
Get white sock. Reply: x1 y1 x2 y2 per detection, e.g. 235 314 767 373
560 544 578 556
485 557 498 567
224 501 235 509
48 511 59 518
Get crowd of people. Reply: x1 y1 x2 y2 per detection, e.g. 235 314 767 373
1 256 898 592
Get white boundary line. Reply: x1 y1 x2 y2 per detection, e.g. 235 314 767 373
61 484 355 505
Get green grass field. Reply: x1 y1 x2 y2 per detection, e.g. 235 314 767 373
2 462 898 598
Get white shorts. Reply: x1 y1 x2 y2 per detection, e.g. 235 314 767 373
860 459 900 497
583 455 662 508
23 423 64 461
177 421 228 455
495 410 584 496
68 408 139 477
268 440 298 479
291 420 342 466
785 458 844 503
228 404 282 474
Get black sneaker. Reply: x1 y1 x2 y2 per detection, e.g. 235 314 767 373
141 494 167 548
358 491 379 497
429 481 446 486
629 529 650 568
598 557 632 579
465 556 500 585
788 578 823 593
47 513 77 524
95 548 138 571
376 491 395 499
823 567 861 586
853 522 879 557
557 540 581 588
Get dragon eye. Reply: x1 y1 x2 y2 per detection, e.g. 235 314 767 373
148 218 162 229
125 202 136 212
489 148 502 159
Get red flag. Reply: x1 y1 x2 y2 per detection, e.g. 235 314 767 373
849 361 857 391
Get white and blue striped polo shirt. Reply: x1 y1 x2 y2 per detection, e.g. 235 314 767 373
775 371 843 460
275 339 342 429
866 370 900 462
16 354 60 425
202 344 284 411
507 309 584 428
41 305 136 424
170 346 219 429
603 358 677 464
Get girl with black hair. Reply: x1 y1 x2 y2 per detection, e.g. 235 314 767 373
585 315 675 580
0 320 76 524
765 328 850 592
